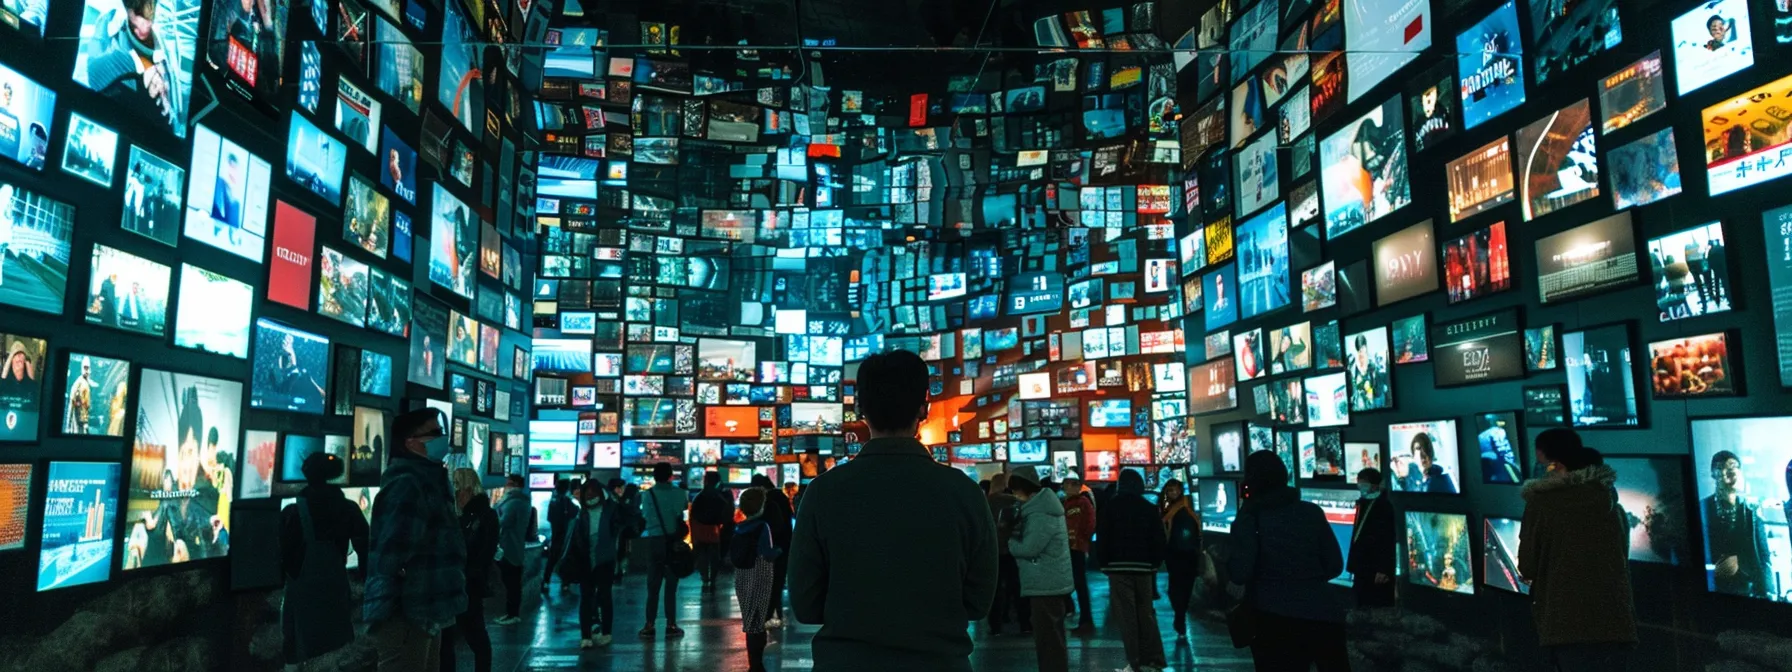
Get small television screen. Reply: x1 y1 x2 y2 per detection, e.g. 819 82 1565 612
0 62 55 170
344 175 390 259
621 439 683 466
121 147 185 247
704 406 759 438
278 435 345 482
1445 137 1514 223
790 403 843 435
1432 309 1524 387
1703 70 1792 196
285 112 347 205
1268 322 1312 375
1005 272 1064 316
204 0 289 101
1690 417 1792 602
1456 1 1526 130
1672 0 1754 96
1212 421 1244 473
1151 363 1185 393
1474 411 1524 484
0 0 47 35
0 180 74 315
437 0 482 133
1535 212 1638 305
0 333 46 442
1372 220 1438 307
1524 385 1567 427
61 353 129 437
1199 479 1239 532
1320 96 1410 240
1406 511 1474 594
1204 263 1239 330
538 154 600 200
1443 221 1512 304
1648 332 1737 398
1302 261 1336 312
1267 378 1305 425
1599 51 1668 134
379 126 418 204
1088 400 1132 428
1301 488 1359 585
1528 0 1620 85
0 463 28 549
1083 449 1120 482
1012 440 1047 463
1389 420 1460 494
1233 329 1265 382
1515 99 1599 221
334 79 380 153
1189 358 1238 415
250 318 330 414
1606 456 1692 565
358 350 392 396
173 264 253 358
1304 371 1349 428
684 439 721 465
317 247 369 327
1346 327 1393 412
126 369 243 568
1483 517 1528 594
697 339 756 382
185 125 273 261
1609 128 1682 211
1564 323 1641 428
1236 202 1290 320
84 244 172 338
429 184 477 298
60 112 119 187
36 461 120 591
928 272 967 300
984 328 1019 352
72 0 198 137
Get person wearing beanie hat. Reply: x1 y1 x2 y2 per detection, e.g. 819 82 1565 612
279 451 370 666
1007 468 1073 672
733 487 782 672
1520 429 1637 671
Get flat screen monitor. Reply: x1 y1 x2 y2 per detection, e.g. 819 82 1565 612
1199 479 1238 532
36 461 120 591
1648 221 1732 321
250 318 330 414
1088 400 1132 428
72 0 197 139
1599 51 1667 134
285 112 347 205
1689 417 1792 602
185 125 273 261
1515 99 1599 221
1405 511 1474 594
1605 456 1692 565
358 350 392 396
0 179 74 314
1702 70 1792 196
1320 96 1410 239
1483 517 1528 594
1456 1 1526 129
1535 212 1638 305
429 184 476 298
1442 221 1512 304
1344 0 1430 103
0 463 29 550
1609 128 1682 210
1388 420 1460 494
1432 309 1524 387
1564 323 1640 428
1445 137 1514 223
126 369 243 568
1372 220 1438 307
1671 0 1753 95
84 244 172 337
1236 202 1290 319
173 264 253 358
1304 371 1349 428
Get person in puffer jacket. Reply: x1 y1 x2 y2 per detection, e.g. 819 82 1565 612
1006 469 1072 672
1519 429 1636 672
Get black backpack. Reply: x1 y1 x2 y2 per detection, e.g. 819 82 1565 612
730 522 764 569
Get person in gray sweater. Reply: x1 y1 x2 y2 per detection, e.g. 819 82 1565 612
493 477 533 625
1228 450 1347 671
1007 468 1073 672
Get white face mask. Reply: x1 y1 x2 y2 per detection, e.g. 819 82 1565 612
1358 484 1379 498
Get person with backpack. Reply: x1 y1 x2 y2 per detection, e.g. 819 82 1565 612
732 487 782 672
544 479 578 594
1228 450 1347 671
752 474 795 627
280 452 368 667
639 462 691 639
1006 469 1073 672
439 469 498 672
563 479 623 649
493 475 532 626
691 471 735 592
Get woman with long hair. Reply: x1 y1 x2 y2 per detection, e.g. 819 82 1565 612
1159 478 1203 643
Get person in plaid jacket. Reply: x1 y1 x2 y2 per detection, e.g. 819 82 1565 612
364 408 467 672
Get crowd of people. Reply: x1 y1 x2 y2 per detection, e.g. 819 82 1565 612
273 350 1640 672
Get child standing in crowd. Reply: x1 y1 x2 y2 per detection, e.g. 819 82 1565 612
734 487 781 672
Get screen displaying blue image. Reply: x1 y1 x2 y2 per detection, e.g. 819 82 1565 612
392 211 413 263
545 27 602 78
1204 263 1239 331
1344 0 1431 103
379 126 417 204
279 435 324 481
285 112 346 205
984 328 1020 352
968 294 999 320
36 461 120 591
534 338 594 374
1236 202 1291 320
0 63 55 170
1228 0 1278 84
1012 439 1048 463
1089 400 1133 428
250 318 330 414
1457 1 1526 129
437 0 483 136
538 154 600 200
71 0 198 140
359 350 392 396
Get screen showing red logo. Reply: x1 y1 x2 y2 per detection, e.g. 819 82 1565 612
268 200 316 310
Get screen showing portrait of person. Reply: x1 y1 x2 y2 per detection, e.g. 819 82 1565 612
1564 323 1641 428
71 0 198 139
378 125 418 205
1372 220 1438 307
172 264 253 359
123 369 242 569
250 318 330 415
1535 212 1639 305
0 333 47 442
84 244 171 338
36 461 120 591
1203 263 1239 331
1345 326 1393 412
1389 420 1460 494
1672 0 1754 96
1690 417 1792 603
184 124 273 262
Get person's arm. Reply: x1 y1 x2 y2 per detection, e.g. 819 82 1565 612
348 502 371 568
279 504 302 579
1314 506 1343 579
1226 509 1258 584
1007 508 1048 560
963 488 999 620
787 488 828 624
1517 501 1541 583
1093 505 1111 568
1753 506 1779 596
1146 502 1168 569
758 521 780 560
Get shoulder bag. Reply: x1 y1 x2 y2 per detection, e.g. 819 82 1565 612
650 489 696 579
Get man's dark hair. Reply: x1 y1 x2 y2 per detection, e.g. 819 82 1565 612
1243 450 1289 495
1410 432 1435 460
1711 450 1741 472
653 461 674 483
301 451 343 484
506 474 525 487
705 470 722 488
1009 476 1042 496
856 349 930 431
392 407 444 442
1357 467 1383 486
555 479 570 494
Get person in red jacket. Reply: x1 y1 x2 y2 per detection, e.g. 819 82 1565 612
1061 477 1097 634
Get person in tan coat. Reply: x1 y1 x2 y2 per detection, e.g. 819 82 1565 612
1518 429 1637 672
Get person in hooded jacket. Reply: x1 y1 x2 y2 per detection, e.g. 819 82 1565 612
1007 469 1073 672
1518 429 1637 672
1159 478 1203 642
734 487 783 672
1060 477 1097 634
280 451 369 667
986 471 1029 636
563 479 623 649
1228 450 1347 671
493 475 533 625
751 474 795 627
1096 469 1167 672
1348 467 1398 609
439 469 498 672
691 471 735 591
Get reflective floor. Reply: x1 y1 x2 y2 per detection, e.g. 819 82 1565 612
477 569 1253 671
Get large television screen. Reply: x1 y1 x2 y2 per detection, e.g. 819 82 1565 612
1672 0 1754 96
1445 137 1513 223
250 318 329 414
1702 70 1792 196
0 333 46 442
1689 417 1792 602
1516 100 1599 221
84 244 171 338
1647 332 1737 398
1432 308 1523 387
1406 511 1474 593
72 0 197 139
125 369 242 568
1443 221 1511 304
1372 220 1437 307
1563 323 1640 428
0 179 74 315
1648 221 1730 321
430 184 476 298
1347 327 1392 412
1483 517 1528 595
1535 212 1639 305
1320 96 1410 240
173 264 253 358
1605 456 1692 565
36 461 120 591
1456 1 1526 130
1236 202 1290 320
437 0 483 135
1609 128 1682 211
1189 358 1237 414
1343 0 1430 103
1389 419 1460 494
284 112 346 205
184 125 273 261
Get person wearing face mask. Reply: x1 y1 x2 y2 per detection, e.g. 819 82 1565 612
440 468 498 672
1518 429 1636 672
493 474 533 625
365 408 467 672
562 479 623 649
280 451 369 667
1347 468 1397 609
